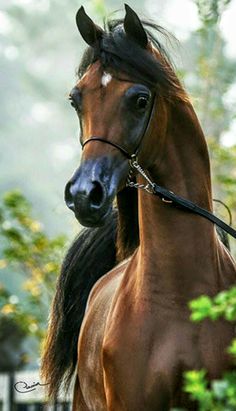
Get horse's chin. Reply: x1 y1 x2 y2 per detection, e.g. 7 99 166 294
74 204 113 228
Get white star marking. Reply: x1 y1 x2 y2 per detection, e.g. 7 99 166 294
101 72 112 87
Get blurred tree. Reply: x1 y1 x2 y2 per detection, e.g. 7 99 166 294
0 0 82 235
179 3 236 408
183 0 236 254
184 0 236 140
0 0 145 236
210 141 236 222
0 190 67 361
0 312 28 372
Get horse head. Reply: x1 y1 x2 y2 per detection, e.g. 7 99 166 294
64 5 175 227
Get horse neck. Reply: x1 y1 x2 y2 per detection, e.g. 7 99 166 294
137 100 220 300
116 187 139 262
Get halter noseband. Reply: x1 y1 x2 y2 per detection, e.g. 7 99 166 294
82 137 137 161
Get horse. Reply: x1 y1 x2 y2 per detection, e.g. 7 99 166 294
41 5 236 410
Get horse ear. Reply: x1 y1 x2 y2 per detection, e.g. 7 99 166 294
76 6 104 47
124 4 148 48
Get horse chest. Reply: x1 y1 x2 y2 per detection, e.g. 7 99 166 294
102 303 235 411
102 307 185 410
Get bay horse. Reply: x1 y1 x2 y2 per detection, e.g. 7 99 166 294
42 5 236 410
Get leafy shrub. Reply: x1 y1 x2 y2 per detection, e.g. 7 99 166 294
183 288 236 410
0 190 67 354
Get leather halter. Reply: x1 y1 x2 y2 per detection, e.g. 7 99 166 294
82 137 136 160
81 97 236 239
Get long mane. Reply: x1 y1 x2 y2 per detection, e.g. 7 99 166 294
41 189 139 399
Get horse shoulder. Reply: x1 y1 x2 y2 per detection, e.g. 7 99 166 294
86 257 131 309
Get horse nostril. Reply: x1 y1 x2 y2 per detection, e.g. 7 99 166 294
89 181 105 208
65 179 106 213
64 181 75 211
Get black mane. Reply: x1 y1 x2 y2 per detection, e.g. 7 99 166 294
77 19 183 98
41 210 118 398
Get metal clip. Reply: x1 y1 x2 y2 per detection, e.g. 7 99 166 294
161 197 173 204
126 157 155 194
129 153 137 165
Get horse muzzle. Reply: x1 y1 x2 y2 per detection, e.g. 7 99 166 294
65 157 128 227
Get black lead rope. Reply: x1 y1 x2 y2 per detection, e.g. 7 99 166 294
152 183 236 239
128 159 236 240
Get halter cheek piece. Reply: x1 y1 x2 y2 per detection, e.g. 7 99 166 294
81 98 236 240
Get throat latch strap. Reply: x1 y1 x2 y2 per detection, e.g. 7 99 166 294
128 159 236 239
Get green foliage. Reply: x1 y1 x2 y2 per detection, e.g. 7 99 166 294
184 283 236 410
184 370 236 411
0 190 67 350
189 287 236 322
0 283 35 336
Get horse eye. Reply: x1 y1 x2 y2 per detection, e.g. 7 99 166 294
68 89 82 113
69 97 77 109
136 95 149 110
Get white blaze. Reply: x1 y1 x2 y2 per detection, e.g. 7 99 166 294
101 72 112 87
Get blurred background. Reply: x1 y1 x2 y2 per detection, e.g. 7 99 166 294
0 0 235 405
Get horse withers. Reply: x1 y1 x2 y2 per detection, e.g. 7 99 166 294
42 5 236 410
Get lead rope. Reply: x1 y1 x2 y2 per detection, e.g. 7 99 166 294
126 157 236 239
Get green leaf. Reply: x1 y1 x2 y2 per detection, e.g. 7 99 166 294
189 295 213 321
